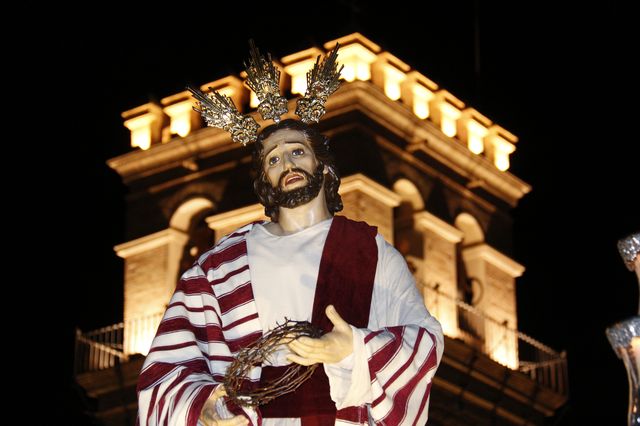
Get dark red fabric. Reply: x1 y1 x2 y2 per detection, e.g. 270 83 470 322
259 365 335 420
259 216 378 422
311 216 378 331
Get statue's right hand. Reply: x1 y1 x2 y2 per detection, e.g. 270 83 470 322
199 385 249 426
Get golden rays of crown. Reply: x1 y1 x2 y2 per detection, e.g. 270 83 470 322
187 86 260 146
244 40 289 124
296 43 343 124
188 41 342 145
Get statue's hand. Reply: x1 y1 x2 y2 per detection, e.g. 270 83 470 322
287 305 354 366
199 385 249 426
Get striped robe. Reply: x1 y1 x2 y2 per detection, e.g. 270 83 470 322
137 220 443 425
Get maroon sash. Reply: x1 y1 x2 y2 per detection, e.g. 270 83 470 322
259 216 378 424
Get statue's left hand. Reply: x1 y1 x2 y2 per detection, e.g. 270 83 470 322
199 385 249 426
287 305 354 366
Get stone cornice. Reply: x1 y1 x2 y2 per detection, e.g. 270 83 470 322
108 81 530 205
339 173 401 207
326 81 531 206
114 228 188 259
414 210 464 243
462 243 526 278
206 204 266 232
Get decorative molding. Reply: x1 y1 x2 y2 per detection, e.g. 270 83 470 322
109 81 531 205
414 210 464 243
462 243 525 278
339 173 401 207
206 204 266 232
114 228 188 258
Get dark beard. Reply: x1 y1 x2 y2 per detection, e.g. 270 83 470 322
269 164 325 209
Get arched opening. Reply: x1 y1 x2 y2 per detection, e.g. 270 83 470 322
393 178 425 211
455 212 485 247
170 197 216 279
393 178 426 273
453 212 486 345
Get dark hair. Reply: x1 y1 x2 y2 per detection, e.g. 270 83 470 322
252 119 343 222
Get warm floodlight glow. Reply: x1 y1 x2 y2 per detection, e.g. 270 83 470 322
125 314 163 356
412 84 434 119
440 102 461 137
249 91 259 108
490 136 516 171
284 59 317 95
124 115 154 150
339 44 377 82
382 64 405 100
439 304 459 338
466 119 488 154
490 335 518 369
164 101 193 137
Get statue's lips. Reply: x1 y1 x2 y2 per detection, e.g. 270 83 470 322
284 173 304 185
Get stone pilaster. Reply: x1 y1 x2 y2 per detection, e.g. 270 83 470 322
414 211 464 338
462 244 525 368
115 228 189 355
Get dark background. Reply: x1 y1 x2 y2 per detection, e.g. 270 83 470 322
47 1 638 424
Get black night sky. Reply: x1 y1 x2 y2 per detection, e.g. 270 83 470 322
49 2 638 424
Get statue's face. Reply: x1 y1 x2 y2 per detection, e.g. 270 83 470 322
261 128 319 192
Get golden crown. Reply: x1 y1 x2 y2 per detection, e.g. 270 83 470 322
188 41 343 145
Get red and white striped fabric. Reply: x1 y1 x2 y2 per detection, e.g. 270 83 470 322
364 326 439 424
137 221 442 425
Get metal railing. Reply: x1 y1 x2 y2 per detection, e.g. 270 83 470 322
74 312 164 375
75 289 568 396
425 283 568 396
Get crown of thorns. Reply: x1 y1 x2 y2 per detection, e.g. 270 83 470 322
223 319 323 407
188 41 343 146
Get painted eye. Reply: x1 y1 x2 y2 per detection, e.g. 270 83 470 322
292 148 304 156
268 156 279 166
